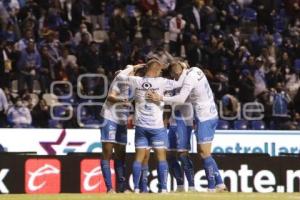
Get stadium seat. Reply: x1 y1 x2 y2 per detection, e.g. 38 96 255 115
48 119 62 128
269 121 276 130
217 120 230 130
126 5 136 17
234 120 248 130
80 118 101 128
273 14 286 33
274 20 286 33
294 59 300 73
103 16 110 31
59 96 76 104
242 8 257 22
275 9 287 27
53 105 67 117
77 105 101 128
251 120 266 130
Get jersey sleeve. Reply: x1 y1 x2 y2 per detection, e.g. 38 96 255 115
109 80 120 94
162 72 196 104
116 65 134 81
116 65 141 84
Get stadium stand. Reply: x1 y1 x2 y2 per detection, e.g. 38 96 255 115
217 120 230 130
0 0 299 130
234 119 248 130
250 120 266 130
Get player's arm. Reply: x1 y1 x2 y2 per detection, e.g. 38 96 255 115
163 69 187 91
147 69 198 104
107 89 127 103
116 64 145 81
163 68 204 103
162 80 193 104
147 77 194 104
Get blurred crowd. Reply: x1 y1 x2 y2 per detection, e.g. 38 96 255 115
0 0 299 129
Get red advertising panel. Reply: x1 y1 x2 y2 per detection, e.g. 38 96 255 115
25 159 61 194
80 159 115 193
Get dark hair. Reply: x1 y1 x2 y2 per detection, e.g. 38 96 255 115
135 67 146 77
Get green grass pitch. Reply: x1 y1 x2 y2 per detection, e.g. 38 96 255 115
0 193 299 200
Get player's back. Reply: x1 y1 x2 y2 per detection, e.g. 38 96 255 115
133 77 167 129
115 65 184 129
185 67 218 122
101 78 130 125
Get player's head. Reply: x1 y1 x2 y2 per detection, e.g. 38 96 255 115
134 67 146 77
145 58 164 77
169 59 189 80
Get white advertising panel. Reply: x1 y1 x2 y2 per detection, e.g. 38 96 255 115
0 129 299 156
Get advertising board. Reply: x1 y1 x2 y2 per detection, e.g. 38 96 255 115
0 129 299 156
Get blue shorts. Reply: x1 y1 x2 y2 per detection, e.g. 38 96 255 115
100 118 127 145
135 126 168 149
195 118 218 144
168 125 192 152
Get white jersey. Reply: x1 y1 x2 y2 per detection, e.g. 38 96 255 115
163 67 218 122
100 78 131 125
168 88 194 127
117 65 186 129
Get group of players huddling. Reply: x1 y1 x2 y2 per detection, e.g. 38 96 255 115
100 57 227 193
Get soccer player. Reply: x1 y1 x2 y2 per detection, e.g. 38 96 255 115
146 67 226 192
116 59 186 193
100 68 137 193
166 61 195 192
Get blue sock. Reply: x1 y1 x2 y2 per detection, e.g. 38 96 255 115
101 160 112 191
139 165 149 193
114 159 126 192
168 157 184 186
158 161 168 190
179 155 195 187
203 156 216 189
133 161 142 190
211 158 223 185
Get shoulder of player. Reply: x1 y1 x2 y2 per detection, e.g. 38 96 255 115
186 67 201 77
187 67 202 74
185 67 205 83
144 76 166 82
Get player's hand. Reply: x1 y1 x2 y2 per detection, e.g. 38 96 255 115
133 63 146 70
121 100 132 108
180 61 189 69
146 90 162 102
